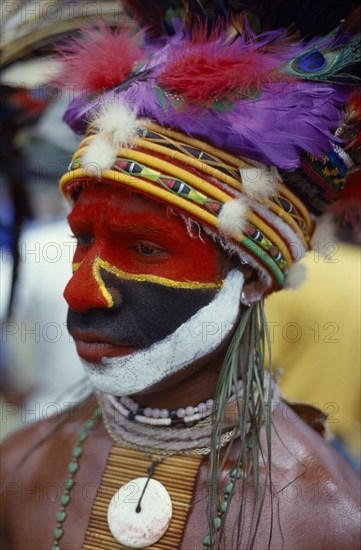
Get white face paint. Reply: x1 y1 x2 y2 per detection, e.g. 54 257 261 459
81 269 244 395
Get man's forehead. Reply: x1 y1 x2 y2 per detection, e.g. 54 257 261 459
68 184 170 223
65 182 228 282
67 183 213 250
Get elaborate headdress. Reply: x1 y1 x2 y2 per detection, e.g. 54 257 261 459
58 7 360 294
56 3 360 546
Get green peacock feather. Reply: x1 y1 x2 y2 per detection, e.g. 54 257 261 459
283 31 361 83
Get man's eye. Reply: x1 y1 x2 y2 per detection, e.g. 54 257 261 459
132 243 164 256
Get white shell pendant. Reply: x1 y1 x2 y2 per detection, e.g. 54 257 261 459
107 477 173 548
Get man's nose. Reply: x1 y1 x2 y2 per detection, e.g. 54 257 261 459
64 257 123 313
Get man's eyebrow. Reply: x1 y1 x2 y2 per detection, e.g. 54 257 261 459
109 220 185 244
122 224 164 236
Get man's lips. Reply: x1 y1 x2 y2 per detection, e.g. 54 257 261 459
70 331 138 362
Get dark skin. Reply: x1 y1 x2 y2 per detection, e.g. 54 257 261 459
1 396 360 549
1 187 360 548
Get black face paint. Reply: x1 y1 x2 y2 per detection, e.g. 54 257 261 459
67 268 218 348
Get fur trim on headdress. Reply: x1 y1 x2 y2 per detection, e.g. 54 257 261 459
90 98 144 148
217 198 248 238
81 136 117 176
239 165 279 200
81 98 147 173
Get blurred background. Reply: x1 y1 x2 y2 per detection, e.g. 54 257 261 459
0 1 360 472
1 0 126 436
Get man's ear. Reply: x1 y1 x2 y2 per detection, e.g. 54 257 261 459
239 265 269 306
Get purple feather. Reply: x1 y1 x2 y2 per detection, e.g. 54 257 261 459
62 27 353 170
63 95 90 134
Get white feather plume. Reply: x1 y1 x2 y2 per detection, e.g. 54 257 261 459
80 136 117 176
217 198 248 238
239 165 278 200
91 97 144 147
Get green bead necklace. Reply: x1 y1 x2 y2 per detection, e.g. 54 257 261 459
50 405 243 549
51 407 102 550
202 465 243 550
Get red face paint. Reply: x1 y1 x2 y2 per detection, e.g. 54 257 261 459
65 185 223 313
64 185 229 362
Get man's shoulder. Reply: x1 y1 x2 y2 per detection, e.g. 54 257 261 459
1 397 101 482
1 416 53 477
1 397 109 550
268 400 360 546
272 400 360 492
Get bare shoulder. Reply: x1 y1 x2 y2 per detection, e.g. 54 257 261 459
0 396 108 550
272 400 360 492
1 398 97 481
267 400 361 548
1 417 52 477
183 400 360 549
1 396 101 482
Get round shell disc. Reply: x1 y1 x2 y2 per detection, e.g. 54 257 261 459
107 477 172 548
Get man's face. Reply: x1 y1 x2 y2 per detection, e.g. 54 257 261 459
65 186 244 394
65 184 246 396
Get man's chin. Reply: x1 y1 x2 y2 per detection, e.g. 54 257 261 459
75 339 138 363
75 269 244 396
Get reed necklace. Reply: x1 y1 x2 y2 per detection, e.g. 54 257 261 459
51 369 276 549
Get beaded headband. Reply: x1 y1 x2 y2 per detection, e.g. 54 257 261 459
61 121 312 290
58 20 360 292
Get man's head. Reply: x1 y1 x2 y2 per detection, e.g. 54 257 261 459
58 22 357 398
64 184 247 396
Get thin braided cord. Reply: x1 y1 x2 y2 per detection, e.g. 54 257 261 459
134 136 310 244
207 302 274 549
146 121 252 167
146 122 312 234
136 137 243 188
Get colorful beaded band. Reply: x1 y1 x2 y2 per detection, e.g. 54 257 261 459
142 122 312 237
61 164 286 287
280 145 352 217
80 124 312 241
60 124 313 288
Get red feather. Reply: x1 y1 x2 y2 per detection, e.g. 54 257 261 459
345 93 361 150
158 34 282 103
330 171 361 243
54 23 144 93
